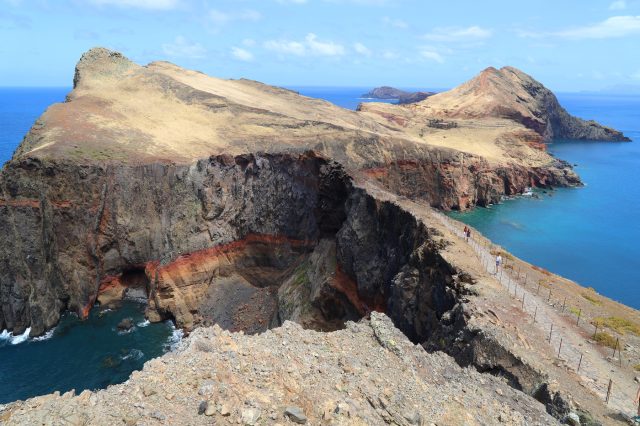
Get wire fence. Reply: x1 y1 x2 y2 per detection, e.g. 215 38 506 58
435 212 637 416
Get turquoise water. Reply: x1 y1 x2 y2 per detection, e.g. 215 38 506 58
447 94 640 309
0 301 178 404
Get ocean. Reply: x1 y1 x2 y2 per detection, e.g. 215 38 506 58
0 86 638 403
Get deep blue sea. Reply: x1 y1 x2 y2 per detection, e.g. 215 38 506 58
0 86 638 404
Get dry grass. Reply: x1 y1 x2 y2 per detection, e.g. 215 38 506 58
593 316 640 336
569 307 581 316
581 293 603 306
532 265 552 276
593 332 620 349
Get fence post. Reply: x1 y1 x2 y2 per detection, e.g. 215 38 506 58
612 338 619 357
548 323 553 342
605 379 613 404
576 309 581 326
593 324 598 339
562 297 566 313
557 338 563 359
577 353 583 372
533 305 538 323
547 289 552 303
521 293 525 310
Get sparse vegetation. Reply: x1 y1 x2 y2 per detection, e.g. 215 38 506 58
532 265 552 276
593 316 640 336
581 293 602 306
634 364 640 372
538 279 551 289
569 306 581 316
593 331 619 349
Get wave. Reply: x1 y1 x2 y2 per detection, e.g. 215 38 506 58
32 328 56 341
136 319 150 328
164 322 184 352
121 348 144 361
0 327 32 345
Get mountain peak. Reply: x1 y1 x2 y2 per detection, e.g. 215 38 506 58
73 47 138 90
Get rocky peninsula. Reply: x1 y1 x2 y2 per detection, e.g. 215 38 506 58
361 86 435 104
0 48 636 425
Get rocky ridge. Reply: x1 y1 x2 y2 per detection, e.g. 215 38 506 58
0 313 557 425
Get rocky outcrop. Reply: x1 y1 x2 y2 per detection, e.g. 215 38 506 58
362 86 435 104
417 66 630 142
0 313 557 425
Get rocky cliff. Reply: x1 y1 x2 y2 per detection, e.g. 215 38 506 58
0 48 620 337
407 66 629 142
361 86 435 104
0 47 635 424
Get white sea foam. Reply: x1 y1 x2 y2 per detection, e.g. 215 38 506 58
164 322 184 352
0 329 11 340
10 327 31 345
32 328 56 341
137 319 150 328
121 348 144 361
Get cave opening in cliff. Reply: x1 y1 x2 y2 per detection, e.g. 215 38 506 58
119 267 150 299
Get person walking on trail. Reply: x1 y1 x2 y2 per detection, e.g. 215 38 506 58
463 226 468 239
466 229 471 242
495 254 502 274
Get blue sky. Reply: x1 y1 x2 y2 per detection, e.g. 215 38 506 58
1 0 640 91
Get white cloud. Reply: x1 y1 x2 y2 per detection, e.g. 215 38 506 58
420 49 444 63
231 47 254 61
554 15 640 39
264 33 345 57
305 33 345 56
422 26 492 42
209 9 261 26
242 39 256 47
382 16 408 29
353 42 371 56
264 40 306 56
610 0 627 10
88 0 179 9
162 36 206 58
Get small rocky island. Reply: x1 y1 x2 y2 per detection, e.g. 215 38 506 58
362 86 435 104
0 48 636 425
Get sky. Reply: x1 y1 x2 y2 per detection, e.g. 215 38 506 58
1 0 640 91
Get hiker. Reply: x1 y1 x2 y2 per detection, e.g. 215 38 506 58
463 225 468 238
495 254 502 274
466 229 472 241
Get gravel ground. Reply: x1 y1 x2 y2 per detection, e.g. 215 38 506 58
0 313 556 425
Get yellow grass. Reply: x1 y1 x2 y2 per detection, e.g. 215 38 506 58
593 317 640 336
593 332 619 349
581 293 602 306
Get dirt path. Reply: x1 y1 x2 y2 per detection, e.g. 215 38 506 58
436 213 638 419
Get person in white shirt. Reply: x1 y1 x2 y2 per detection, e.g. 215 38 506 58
495 254 502 274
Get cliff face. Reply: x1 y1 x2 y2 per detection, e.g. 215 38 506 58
0 153 469 340
0 48 621 337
